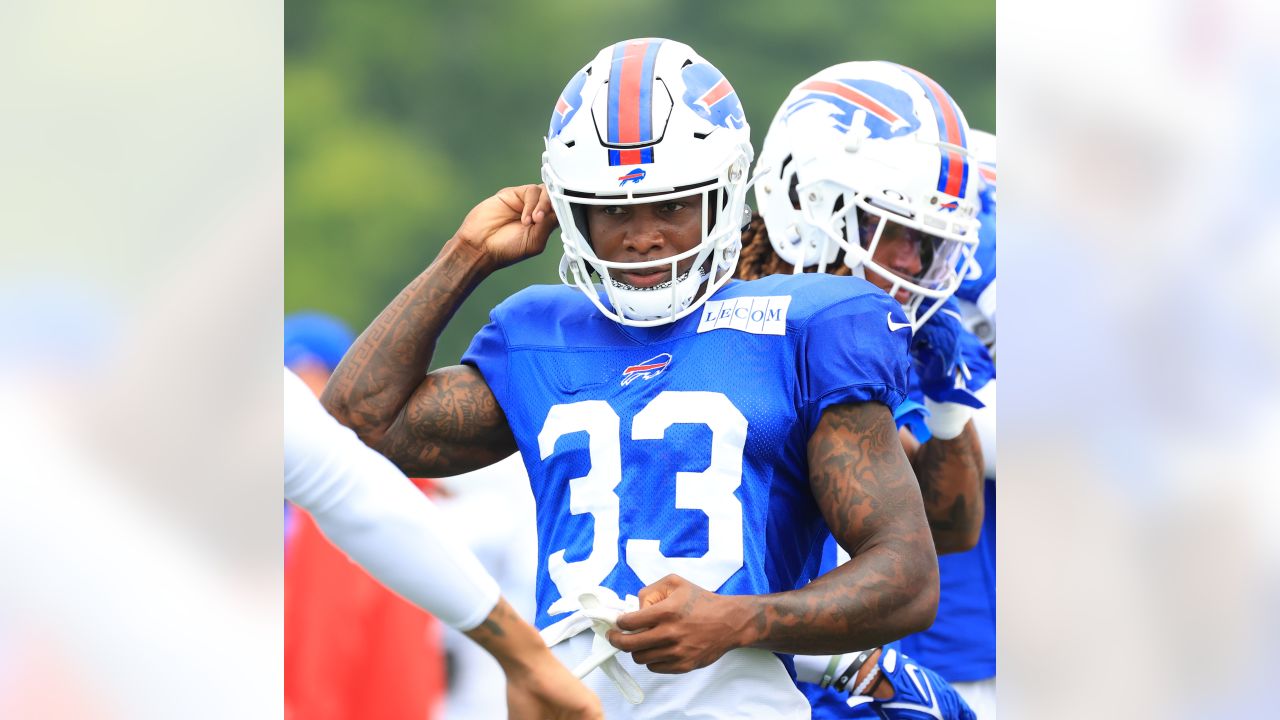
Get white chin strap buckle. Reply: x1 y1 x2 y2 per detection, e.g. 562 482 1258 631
571 591 644 705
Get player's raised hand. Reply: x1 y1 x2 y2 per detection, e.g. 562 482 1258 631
607 574 743 674
453 183 559 272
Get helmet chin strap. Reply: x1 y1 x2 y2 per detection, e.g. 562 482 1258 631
608 253 724 324
609 266 700 293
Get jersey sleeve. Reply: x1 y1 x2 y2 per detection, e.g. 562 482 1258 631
894 395 932 443
798 293 911 437
460 311 511 408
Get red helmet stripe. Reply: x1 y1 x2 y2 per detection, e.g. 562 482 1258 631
798 80 902 124
616 40 650 144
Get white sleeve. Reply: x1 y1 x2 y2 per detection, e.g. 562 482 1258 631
976 279 996 328
283 367 501 630
971 379 996 480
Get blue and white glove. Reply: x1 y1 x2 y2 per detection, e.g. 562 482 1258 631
911 299 994 439
911 299 981 406
854 644 977 720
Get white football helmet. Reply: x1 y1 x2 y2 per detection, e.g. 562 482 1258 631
968 127 997 206
752 61 981 330
542 38 753 327
960 127 997 349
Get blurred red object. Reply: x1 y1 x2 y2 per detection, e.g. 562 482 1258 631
284 481 445 720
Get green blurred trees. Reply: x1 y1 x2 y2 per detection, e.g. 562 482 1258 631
286 0 994 368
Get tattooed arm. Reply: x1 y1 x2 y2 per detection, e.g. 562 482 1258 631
609 401 938 670
900 424 985 553
320 184 558 477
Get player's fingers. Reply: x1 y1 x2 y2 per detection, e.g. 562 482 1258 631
631 645 682 667
605 625 673 652
613 601 671 632
636 574 681 608
533 183 553 224
526 189 559 249
520 184 540 225
643 659 693 675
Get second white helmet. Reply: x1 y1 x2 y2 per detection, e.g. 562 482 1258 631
753 61 981 330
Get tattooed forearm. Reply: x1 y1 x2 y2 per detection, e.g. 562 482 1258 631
729 402 938 656
320 241 513 474
465 599 512 644
911 423 984 554
463 597 553 674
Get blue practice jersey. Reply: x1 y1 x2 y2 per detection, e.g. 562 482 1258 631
890 331 996 683
890 328 995 682
803 325 995 715
802 483 995 718
897 477 995 682
956 206 995 305
462 274 910 630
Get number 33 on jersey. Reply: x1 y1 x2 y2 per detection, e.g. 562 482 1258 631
463 273 911 630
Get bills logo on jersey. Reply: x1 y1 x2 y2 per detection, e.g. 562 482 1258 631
549 69 589 139
785 78 919 139
681 63 745 130
618 168 646 186
620 353 672 386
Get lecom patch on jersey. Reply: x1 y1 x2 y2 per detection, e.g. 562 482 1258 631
696 296 791 335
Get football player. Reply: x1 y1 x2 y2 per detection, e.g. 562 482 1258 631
746 61 991 556
322 39 938 718
897 130 997 719
796 642 976 720
284 367 602 720
739 61 994 718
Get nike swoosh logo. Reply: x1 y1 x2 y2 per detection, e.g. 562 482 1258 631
887 312 911 332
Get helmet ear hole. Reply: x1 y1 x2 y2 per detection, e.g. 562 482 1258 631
570 204 593 248
853 208 872 250
787 171 801 211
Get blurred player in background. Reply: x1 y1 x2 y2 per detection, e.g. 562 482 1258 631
285 366 602 719
738 61 993 717
746 61 990 555
952 129 996 357
284 312 449 720
895 130 997 719
322 38 939 718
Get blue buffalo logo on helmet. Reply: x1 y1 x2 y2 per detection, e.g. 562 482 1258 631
620 352 672 386
617 168 646 186
681 63 745 130
548 69 589 139
785 78 920 139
